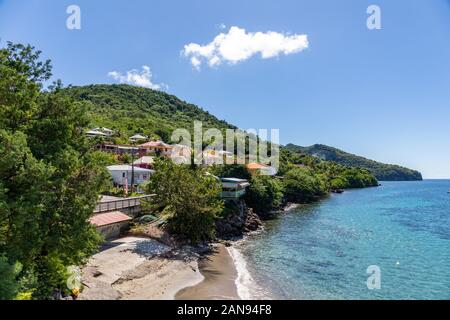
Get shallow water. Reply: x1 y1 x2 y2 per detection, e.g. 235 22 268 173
235 180 450 300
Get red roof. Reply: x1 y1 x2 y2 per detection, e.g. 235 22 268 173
89 211 132 227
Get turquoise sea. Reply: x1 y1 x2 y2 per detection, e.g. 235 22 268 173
231 180 450 300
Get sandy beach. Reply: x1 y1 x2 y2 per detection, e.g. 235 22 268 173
79 237 240 300
176 244 240 300
79 237 204 300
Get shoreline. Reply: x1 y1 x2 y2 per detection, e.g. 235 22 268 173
175 244 240 300
79 233 265 300
78 236 245 300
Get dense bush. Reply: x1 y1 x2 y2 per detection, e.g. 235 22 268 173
0 255 22 300
63 84 236 145
245 176 284 216
208 164 251 180
283 167 328 203
144 158 223 243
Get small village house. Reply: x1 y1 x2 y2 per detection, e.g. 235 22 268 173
139 140 173 157
98 143 146 156
107 165 154 190
129 134 148 143
86 129 108 138
86 127 114 138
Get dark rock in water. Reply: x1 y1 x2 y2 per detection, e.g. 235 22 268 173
223 240 232 247
216 199 262 239
244 207 261 232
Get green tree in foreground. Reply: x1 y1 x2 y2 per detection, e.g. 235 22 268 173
0 255 22 300
0 42 109 299
144 158 223 243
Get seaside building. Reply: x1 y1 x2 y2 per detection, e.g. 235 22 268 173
220 178 250 199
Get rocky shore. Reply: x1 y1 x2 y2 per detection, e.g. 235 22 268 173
215 200 262 239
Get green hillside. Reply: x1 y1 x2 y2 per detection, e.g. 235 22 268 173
63 84 236 143
286 144 422 181
63 84 418 182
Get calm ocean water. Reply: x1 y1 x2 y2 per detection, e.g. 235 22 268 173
232 180 450 300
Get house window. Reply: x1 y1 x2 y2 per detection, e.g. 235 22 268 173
122 172 126 178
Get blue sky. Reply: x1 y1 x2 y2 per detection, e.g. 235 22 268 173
1 0 449 178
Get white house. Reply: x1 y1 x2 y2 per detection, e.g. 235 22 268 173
86 129 108 138
129 134 148 143
86 127 114 138
107 165 154 188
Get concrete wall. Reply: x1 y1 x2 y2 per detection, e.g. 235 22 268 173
97 221 130 240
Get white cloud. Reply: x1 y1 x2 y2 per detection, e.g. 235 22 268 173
108 65 167 90
183 26 309 69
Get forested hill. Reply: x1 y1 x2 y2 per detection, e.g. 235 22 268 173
63 84 420 181
286 144 423 181
63 84 236 142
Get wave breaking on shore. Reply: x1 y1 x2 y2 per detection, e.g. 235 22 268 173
227 240 272 300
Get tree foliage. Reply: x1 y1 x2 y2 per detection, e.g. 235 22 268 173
0 42 109 299
282 167 328 203
62 84 236 144
286 143 422 181
144 158 223 243
245 176 284 216
208 164 251 180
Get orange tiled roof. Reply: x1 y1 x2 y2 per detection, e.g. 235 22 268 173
246 163 269 170
89 211 131 227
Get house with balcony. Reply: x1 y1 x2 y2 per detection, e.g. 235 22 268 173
98 143 146 156
220 178 250 199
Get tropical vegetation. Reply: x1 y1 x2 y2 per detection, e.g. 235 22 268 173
286 143 422 181
0 42 110 299
143 158 223 243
